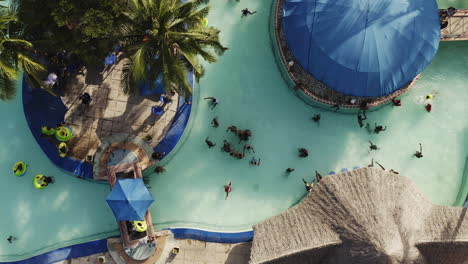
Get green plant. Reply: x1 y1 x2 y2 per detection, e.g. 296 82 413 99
0 1 45 100
120 0 227 98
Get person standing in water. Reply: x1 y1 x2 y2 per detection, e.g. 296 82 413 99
302 178 314 192
243 144 255 153
357 111 367 128
315 171 323 182
286 168 295 174
415 143 423 158
224 182 232 200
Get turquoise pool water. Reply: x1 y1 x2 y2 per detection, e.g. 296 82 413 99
0 0 467 261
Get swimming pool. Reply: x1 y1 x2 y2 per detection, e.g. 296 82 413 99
0 0 467 262
147 0 468 231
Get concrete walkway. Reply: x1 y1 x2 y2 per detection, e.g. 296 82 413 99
60 56 178 161
53 240 251 264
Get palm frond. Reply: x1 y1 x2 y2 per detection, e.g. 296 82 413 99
0 72 16 101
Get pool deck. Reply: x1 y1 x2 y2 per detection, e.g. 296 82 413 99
60 55 178 162
54 240 251 264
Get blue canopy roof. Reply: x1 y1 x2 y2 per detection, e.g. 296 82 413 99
106 179 154 221
282 0 440 97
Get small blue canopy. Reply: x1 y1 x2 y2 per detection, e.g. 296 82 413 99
283 0 440 97
106 179 154 221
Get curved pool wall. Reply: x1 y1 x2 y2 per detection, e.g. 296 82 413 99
22 79 95 180
22 71 193 181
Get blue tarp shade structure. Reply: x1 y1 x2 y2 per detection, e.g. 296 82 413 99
282 0 440 97
106 179 154 221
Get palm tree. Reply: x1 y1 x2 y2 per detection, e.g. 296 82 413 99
0 1 45 101
120 0 227 98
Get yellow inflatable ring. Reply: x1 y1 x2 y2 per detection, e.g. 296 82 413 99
133 220 148 232
33 174 46 189
58 142 68 158
425 94 433 100
202 17 208 27
13 161 27 176
41 126 56 136
55 126 72 141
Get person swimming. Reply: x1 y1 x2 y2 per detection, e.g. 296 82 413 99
224 182 232 200
250 157 261 166
298 148 308 158
368 140 378 151
7 236 15 243
415 143 423 158
368 158 374 168
203 97 218 110
286 168 295 174
205 137 216 148
425 103 432 112
243 144 255 153
155 166 165 173
312 114 321 123
392 99 401 106
374 123 387 134
211 117 219 128
222 140 232 153
226 126 237 134
242 8 257 16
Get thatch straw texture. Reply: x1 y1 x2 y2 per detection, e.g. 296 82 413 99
250 168 468 264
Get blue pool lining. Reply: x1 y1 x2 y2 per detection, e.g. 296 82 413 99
0 228 253 264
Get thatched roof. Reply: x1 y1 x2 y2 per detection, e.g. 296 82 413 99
250 168 468 264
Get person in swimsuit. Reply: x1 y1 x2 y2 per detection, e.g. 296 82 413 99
312 114 321 123
226 126 237 134
211 117 219 128
368 140 378 151
357 111 367 128
152 152 165 159
315 171 323 182
7 236 15 243
224 182 232 200
415 143 423 158
155 166 165 173
205 137 216 148
425 103 432 112
250 157 261 166
368 158 374 168
286 168 295 174
222 140 232 153
243 144 255 153
302 178 314 192
374 123 387 134
298 148 308 158
242 8 256 16
203 97 218 110
392 99 401 106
